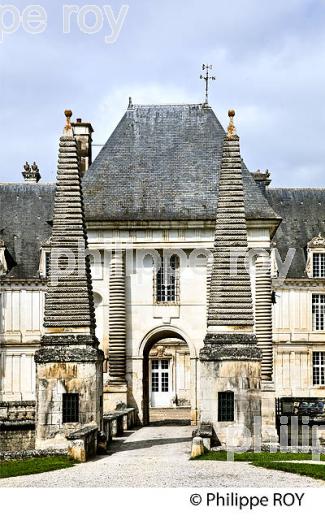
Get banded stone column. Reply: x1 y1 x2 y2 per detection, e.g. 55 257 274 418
200 110 262 448
108 250 126 384
255 251 273 381
34 110 103 450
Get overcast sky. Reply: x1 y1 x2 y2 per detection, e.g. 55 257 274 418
0 0 324 187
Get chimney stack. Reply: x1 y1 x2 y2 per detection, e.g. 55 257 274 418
22 161 41 183
71 117 94 176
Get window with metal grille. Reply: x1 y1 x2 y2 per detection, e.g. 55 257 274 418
155 254 179 303
218 391 234 422
62 393 79 423
312 294 325 331
45 252 51 277
313 352 325 385
313 253 325 278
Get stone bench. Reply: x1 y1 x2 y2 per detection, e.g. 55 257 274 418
192 423 214 450
103 408 136 444
66 424 98 462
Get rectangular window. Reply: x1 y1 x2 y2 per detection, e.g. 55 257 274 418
151 372 159 392
312 294 325 331
313 352 325 385
156 254 179 303
218 391 234 422
45 252 51 277
161 372 169 392
62 393 79 423
313 253 325 278
151 359 170 393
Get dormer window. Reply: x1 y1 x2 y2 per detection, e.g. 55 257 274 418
306 234 325 278
313 253 325 278
39 238 51 278
0 240 8 276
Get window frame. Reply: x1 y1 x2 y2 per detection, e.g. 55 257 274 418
218 391 235 422
154 252 180 304
312 294 325 331
62 393 80 424
306 234 325 278
312 351 325 386
313 253 325 278
39 240 51 278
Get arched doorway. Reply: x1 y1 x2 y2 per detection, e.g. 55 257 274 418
141 327 197 425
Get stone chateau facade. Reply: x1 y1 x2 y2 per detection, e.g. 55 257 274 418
0 101 325 449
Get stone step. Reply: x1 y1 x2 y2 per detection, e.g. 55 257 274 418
149 407 191 424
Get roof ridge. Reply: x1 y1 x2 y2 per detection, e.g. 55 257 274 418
268 187 325 191
130 103 207 108
0 182 55 186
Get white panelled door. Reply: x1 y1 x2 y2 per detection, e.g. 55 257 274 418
150 359 171 407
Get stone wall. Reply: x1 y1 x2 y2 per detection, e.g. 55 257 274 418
0 425 35 452
0 400 36 452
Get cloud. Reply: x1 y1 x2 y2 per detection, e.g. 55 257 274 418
0 0 324 187
93 83 194 156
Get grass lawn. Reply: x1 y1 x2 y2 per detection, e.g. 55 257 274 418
195 451 325 481
0 456 77 479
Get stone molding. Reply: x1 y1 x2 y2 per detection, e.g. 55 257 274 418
201 333 261 361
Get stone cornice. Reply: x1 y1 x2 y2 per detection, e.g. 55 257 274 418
86 218 278 231
272 278 325 289
0 279 47 288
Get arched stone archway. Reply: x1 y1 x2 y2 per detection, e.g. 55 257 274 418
139 326 198 426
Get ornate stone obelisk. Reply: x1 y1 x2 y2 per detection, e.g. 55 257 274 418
199 110 261 448
35 110 103 449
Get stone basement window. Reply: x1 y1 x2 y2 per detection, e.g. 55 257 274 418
62 393 79 423
155 253 179 303
312 294 325 331
218 391 234 422
313 253 325 278
313 352 325 385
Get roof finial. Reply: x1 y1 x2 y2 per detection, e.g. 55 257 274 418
200 64 215 106
227 109 237 139
64 109 73 135
128 96 133 109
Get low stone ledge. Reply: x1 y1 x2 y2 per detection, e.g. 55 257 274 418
192 423 214 450
66 425 98 441
0 420 35 431
0 448 67 461
103 408 136 444
0 401 35 407
66 425 98 462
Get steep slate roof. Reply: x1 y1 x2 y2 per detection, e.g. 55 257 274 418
0 183 54 279
83 104 279 222
2 105 323 282
266 188 325 278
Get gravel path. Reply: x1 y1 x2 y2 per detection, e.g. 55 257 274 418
1 426 324 487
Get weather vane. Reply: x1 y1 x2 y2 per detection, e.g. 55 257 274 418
200 64 215 105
